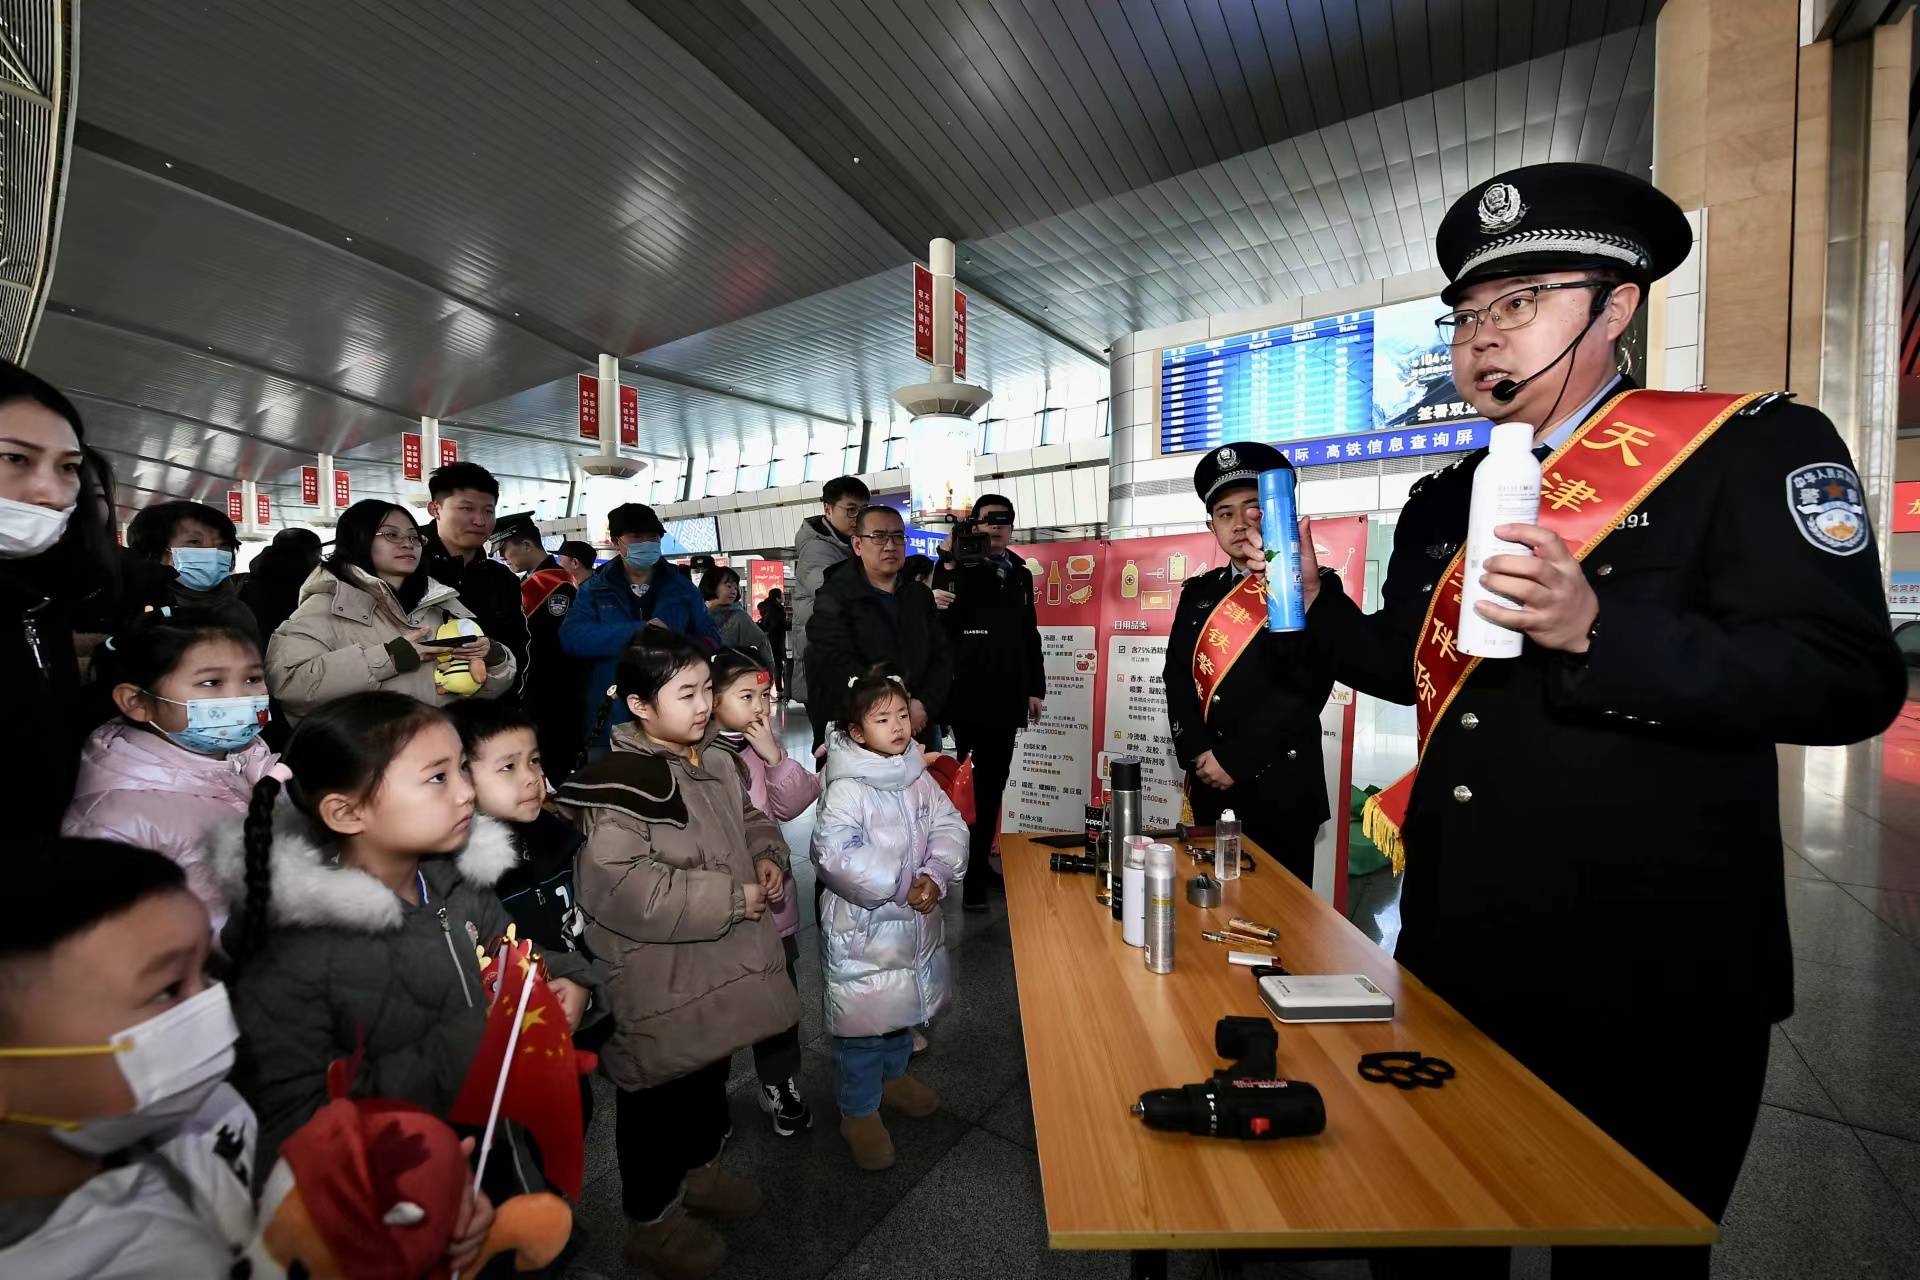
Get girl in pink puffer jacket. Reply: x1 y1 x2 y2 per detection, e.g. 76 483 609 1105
61 610 280 930
705 648 822 1138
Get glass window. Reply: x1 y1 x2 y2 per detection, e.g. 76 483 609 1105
706 468 736 498
773 452 805 487
1038 408 1060 446
803 452 820 483
841 444 861 474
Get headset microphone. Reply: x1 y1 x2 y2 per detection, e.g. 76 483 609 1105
1488 287 1616 404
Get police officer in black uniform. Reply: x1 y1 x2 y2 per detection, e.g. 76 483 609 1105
494 515 590 782
1164 444 1335 883
1297 163 1905 1279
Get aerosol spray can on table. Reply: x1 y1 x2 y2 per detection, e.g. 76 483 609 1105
1122 836 1149 948
1145 842 1177 974
1459 422 1542 658
1256 466 1306 633
1108 758 1143 922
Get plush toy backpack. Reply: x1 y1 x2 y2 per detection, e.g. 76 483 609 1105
244 1055 570 1279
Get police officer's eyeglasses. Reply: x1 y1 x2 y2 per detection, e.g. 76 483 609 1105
1434 280 1610 346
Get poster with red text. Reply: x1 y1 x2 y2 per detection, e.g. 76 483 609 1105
1003 539 1104 838
748 559 786 615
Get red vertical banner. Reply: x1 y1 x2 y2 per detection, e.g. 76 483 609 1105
913 263 934 363
333 470 351 509
748 559 785 615
577 373 600 441
300 466 319 506
226 491 244 524
256 493 271 527
402 432 422 481
619 383 639 447
439 437 458 467
954 287 968 380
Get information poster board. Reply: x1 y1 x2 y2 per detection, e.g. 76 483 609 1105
998 517 1370 907
1003 539 1104 837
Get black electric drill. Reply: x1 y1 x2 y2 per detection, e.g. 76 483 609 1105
1130 1016 1326 1140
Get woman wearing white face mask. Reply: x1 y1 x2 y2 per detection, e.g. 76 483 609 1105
63 612 281 932
122 501 259 645
0 361 120 843
0 839 256 1278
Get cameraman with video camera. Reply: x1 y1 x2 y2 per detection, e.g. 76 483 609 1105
933 494 1045 912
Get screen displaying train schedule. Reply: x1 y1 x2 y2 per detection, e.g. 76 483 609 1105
1158 297 1484 463
1159 314 1372 454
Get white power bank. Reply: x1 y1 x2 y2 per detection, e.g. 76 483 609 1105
1257 973 1395 1023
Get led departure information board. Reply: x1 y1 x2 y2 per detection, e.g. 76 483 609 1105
1159 297 1486 464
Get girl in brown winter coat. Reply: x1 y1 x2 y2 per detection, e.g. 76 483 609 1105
556 629 799 1280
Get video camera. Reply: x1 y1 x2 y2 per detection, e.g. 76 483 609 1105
1131 1016 1325 1140
947 508 1014 570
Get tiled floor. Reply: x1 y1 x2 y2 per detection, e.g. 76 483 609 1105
571 705 1920 1279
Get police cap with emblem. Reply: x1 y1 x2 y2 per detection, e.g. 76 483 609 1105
1437 162 1692 305
1194 441 1292 508
490 513 541 551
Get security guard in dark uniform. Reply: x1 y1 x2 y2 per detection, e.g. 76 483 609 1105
494 515 591 782
1164 443 1335 883
1299 163 1906 1279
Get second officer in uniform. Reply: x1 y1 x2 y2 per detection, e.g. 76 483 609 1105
1164 444 1335 883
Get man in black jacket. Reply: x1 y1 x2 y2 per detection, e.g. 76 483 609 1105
421 462 529 698
934 494 1045 909
1164 447 1335 884
805 505 952 746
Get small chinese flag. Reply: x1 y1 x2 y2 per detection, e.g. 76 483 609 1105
448 939 596 1199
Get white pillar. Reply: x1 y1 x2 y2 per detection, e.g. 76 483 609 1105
420 416 440 496
597 354 620 467
930 237 957 384
240 479 261 537
319 452 337 522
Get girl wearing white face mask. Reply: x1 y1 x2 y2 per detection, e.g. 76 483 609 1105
62 612 281 932
0 362 120 845
0 839 256 1278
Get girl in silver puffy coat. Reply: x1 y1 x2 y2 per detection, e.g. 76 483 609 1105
811 666 969 1171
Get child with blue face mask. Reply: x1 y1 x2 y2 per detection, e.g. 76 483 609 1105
123 501 259 646
62 611 280 933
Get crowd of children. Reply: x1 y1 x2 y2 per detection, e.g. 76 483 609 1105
5 595 971 1278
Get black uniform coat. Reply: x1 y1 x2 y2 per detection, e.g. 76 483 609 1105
1308 385 1904 1039
1164 565 1337 834
520 556 588 779
934 552 1046 728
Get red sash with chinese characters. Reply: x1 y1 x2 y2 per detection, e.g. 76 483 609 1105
1179 571 1270 826
1192 572 1270 719
1360 388 1767 873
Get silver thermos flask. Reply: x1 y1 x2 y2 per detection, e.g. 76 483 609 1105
1107 758 1143 921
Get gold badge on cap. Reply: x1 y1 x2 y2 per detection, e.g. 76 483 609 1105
1477 182 1527 233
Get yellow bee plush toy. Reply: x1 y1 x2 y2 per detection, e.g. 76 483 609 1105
432 618 488 697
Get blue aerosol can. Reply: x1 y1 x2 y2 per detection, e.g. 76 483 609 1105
1257 467 1307 632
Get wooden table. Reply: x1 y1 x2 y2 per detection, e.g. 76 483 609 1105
1002 833 1715 1261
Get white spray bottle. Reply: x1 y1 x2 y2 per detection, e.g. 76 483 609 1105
1458 422 1542 659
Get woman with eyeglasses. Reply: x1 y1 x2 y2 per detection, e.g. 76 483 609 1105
265 500 516 724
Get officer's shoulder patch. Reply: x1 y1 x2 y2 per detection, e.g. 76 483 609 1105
1739 390 1795 417
546 591 572 617
1786 462 1869 556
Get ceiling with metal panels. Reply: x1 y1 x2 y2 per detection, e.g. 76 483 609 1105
30 0 1661 522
